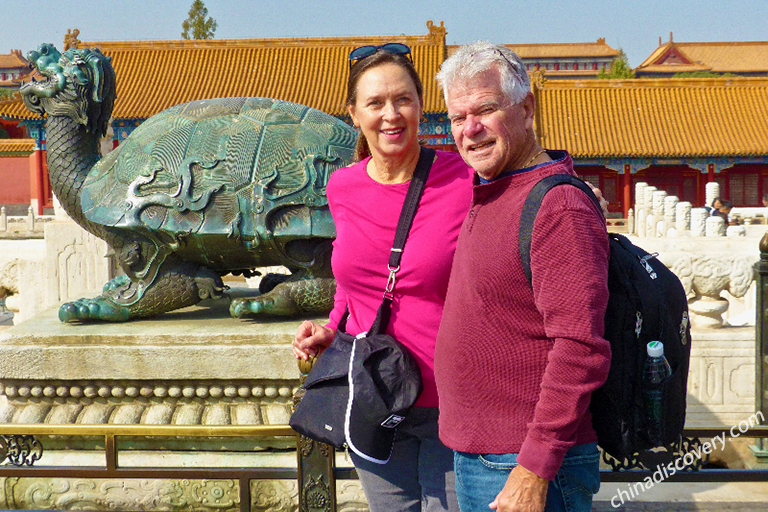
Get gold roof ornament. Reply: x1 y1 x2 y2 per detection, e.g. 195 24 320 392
63 28 81 51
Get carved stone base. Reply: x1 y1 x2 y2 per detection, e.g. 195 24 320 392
0 450 368 512
0 477 369 512
686 327 755 428
1 477 241 511
0 291 324 440
688 297 729 329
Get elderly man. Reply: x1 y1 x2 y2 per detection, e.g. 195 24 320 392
434 41 612 512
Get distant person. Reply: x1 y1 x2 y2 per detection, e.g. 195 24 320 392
718 199 737 225
763 193 768 224
706 197 723 216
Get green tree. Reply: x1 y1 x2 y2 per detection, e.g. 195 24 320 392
181 0 217 40
671 71 737 78
597 49 636 79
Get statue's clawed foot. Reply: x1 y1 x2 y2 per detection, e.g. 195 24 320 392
230 276 335 319
59 296 131 323
58 263 226 323
230 291 300 318
59 275 133 322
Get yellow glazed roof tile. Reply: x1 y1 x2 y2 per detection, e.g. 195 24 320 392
0 138 34 154
85 22 447 118
0 93 32 120
536 76 768 158
2 22 447 121
637 41 768 73
675 42 768 72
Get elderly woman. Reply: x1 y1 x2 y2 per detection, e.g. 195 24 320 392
292 44 471 512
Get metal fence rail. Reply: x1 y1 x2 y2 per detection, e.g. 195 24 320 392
0 424 297 512
0 424 767 511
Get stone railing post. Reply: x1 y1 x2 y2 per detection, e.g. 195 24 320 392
755 233 768 458
295 356 337 512
26 206 35 232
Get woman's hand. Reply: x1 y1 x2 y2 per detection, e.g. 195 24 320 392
584 181 609 218
294 321 336 360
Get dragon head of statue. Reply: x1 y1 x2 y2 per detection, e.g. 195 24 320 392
21 43 116 138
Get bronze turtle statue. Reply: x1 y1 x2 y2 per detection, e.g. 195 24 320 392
21 43 356 322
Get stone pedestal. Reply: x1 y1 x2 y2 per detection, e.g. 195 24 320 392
706 215 726 237
663 195 678 237
675 201 691 234
0 293 367 511
652 190 668 236
691 208 708 237
705 182 720 209
685 327 755 428
0 220 116 325
0 289 306 430
43 221 116 315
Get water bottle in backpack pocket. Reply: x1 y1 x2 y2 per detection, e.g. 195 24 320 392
643 341 673 446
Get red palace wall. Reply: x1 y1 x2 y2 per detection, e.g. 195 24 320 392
0 156 32 205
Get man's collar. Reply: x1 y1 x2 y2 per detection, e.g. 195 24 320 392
477 150 566 184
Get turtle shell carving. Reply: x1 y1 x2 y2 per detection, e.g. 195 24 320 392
81 97 356 272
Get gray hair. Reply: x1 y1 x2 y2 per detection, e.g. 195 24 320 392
436 41 530 106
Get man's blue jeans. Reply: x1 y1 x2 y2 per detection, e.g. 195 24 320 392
454 442 600 512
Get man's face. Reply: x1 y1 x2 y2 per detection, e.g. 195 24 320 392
447 68 535 180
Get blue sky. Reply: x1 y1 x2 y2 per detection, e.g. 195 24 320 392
2 0 766 68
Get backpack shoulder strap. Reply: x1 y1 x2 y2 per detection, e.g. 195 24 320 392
519 174 601 287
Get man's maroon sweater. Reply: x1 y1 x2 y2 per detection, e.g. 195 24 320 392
435 151 611 481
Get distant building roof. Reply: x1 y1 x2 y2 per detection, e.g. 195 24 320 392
0 50 29 69
504 38 620 59
636 34 768 76
0 50 31 88
535 75 768 158
447 38 620 79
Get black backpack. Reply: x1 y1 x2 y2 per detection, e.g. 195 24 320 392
519 174 691 464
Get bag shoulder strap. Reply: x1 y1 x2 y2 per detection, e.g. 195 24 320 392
518 174 600 288
364 146 435 335
389 146 435 268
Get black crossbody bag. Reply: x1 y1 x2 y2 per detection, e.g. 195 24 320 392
289 147 434 463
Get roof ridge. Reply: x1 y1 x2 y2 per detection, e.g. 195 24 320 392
537 76 768 88
502 39 615 48
675 40 768 47
81 22 446 51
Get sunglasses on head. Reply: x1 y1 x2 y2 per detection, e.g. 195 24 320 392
348 43 412 68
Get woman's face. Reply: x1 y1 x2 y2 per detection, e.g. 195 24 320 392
348 62 423 162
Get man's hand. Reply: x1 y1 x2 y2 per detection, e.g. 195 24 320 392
489 464 548 512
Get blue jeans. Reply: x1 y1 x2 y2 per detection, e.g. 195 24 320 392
351 407 459 512
454 442 600 512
